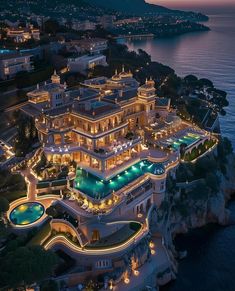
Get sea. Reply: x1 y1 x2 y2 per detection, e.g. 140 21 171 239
125 14 235 149
125 14 235 291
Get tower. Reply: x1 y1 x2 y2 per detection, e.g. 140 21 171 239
51 70 61 84
138 78 156 124
138 78 156 100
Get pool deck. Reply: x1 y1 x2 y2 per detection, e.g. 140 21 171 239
76 148 174 181
7 167 59 229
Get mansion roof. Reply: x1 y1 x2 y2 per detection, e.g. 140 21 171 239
71 100 121 119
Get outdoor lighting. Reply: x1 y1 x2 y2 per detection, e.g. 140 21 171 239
151 249 156 255
110 280 113 290
149 241 154 248
124 278 130 284
134 270 139 276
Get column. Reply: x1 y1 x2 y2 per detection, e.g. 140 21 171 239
101 160 106 172
92 139 96 149
61 134 65 145
89 156 92 167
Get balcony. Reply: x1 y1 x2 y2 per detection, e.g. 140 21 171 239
51 122 74 133
43 136 142 161
73 121 128 139
36 122 74 134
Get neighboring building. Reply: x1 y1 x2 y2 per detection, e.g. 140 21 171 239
71 20 96 31
66 38 108 55
100 15 115 29
67 54 107 74
6 25 40 43
0 52 33 80
3 19 20 28
114 17 142 26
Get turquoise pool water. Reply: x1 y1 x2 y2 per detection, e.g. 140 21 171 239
74 160 165 199
0 49 14 54
169 133 200 150
10 202 45 226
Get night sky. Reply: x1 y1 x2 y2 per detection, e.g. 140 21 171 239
146 0 235 13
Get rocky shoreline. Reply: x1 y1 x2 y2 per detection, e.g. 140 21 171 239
155 152 235 288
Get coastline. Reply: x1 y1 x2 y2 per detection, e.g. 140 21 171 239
155 151 235 289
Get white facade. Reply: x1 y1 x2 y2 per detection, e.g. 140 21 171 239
67 54 107 74
71 20 96 31
0 53 33 80
100 15 114 29
66 38 108 55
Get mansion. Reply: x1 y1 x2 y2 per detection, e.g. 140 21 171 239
22 68 172 179
17 69 211 289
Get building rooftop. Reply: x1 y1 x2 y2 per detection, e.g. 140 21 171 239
44 105 71 118
72 100 121 119
7 26 39 33
70 37 107 45
69 54 105 62
78 88 100 100
102 89 137 104
20 104 42 118
84 77 108 86
156 97 170 107
0 52 32 60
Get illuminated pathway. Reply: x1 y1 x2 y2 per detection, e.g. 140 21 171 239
8 155 60 229
44 222 147 256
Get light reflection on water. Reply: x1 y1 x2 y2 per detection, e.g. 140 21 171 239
125 14 235 148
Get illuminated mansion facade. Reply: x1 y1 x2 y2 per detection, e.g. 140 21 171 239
22 68 179 210
21 69 182 287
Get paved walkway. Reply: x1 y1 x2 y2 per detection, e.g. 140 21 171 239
22 168 38 201
113 237 171 291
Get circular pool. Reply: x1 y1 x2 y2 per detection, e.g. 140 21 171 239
10 202 45 226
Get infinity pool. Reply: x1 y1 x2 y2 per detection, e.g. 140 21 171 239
169 133 201 151
10 202 45 226
74 160 165 199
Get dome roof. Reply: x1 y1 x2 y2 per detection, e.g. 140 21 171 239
112 70 121 81
119 65 133 78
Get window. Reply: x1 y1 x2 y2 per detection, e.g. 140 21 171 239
95 260 111 269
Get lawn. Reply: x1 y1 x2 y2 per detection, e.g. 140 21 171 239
27 219 51 246
184 139 217 162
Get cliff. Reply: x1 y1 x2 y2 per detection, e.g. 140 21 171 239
154 152 235 287
170 154 235 235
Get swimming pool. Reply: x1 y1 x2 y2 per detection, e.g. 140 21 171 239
0 49 14 54
10 202 45 226
169 133 201 151
74 160 165 199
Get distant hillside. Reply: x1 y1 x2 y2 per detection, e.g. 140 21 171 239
86 0 170 13
85 0 209 20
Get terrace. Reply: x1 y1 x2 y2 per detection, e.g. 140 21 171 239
156 127 206 152
86 222 142 249
162 132 202 151
44 136 142 161
73 159 165 199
